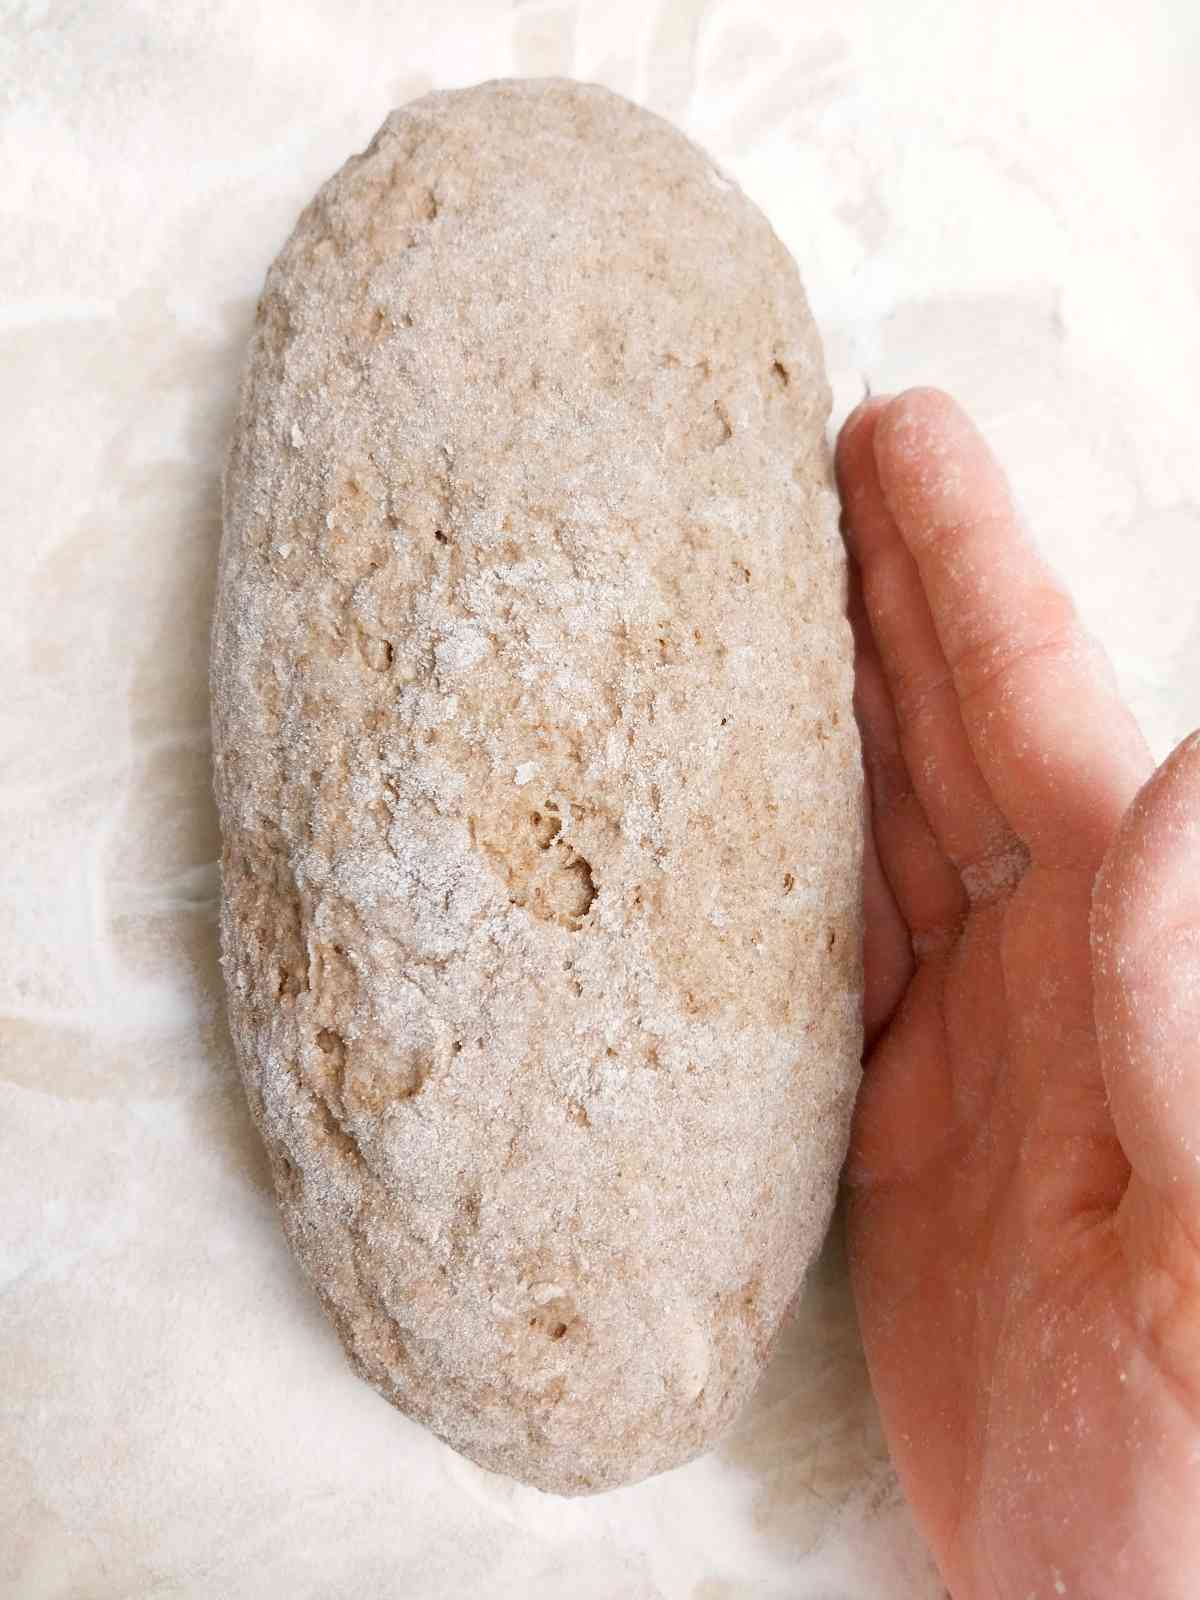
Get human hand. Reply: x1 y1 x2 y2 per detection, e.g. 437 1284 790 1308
836 389 1200 1598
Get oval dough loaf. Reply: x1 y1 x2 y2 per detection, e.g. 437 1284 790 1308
212 78 862 1494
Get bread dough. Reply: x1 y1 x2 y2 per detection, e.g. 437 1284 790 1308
211 78 862 1494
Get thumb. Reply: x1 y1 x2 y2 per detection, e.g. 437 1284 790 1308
1092 730 1200 1209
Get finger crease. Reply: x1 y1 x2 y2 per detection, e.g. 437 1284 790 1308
954 617 1083 713
891 667 958 730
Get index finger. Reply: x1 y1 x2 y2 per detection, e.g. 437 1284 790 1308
872 388 1152 871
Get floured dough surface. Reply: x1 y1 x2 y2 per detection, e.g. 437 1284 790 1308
211 77 862 1494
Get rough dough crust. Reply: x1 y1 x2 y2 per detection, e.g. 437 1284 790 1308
211 78 862 1494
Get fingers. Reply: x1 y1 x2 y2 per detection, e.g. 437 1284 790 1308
851 579 967 952
1093 731 1200 1210
871 388 1153 870
837 397 1027 900
861 802 915 1047
846 542 917 1043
